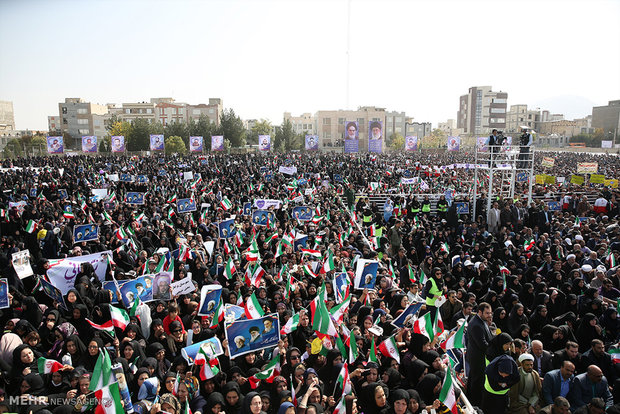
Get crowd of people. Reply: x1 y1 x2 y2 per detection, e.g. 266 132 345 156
0 149 619 414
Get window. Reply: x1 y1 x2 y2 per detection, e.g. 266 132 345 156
490 108 505 113
338 118 345 125
357 118 365 125
78 129 89 134
193 109 201 115
322 132 331 138
62 107 67 114
372 118 380 122
493 98 507 104
395 117 402 123
147 109 153 114
209 109 214 114
395 127 402 133
77 119 89 125
323 118 331 125
125 109 130 114
77 108 88 114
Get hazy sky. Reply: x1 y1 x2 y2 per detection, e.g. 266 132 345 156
1 0 619 130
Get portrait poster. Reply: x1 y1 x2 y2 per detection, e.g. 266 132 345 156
11 250 33 279
119 276 153 307
150 134 165 151
447 136 461 151
368 121 383 153
225 313 280 358
125 192 145 205
0 279 9 309
82 136 98 153
182 337 224 365
189 136 203 153
73 223 99 243
218 218 237 239
152 271 173 301
354 259 379 290
47 136 64 154
391 302 424 329
344 121 359 153
177 198 197 213
198 284 222 316
40 278 68 311
259 135 271 151
211 135 224 151
111 136 125 153
305 135 319 151
405 136 418 151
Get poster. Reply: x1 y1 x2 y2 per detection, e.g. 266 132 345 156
548 201 561 211
198 284 222 316
177 198 197 213
111 136 125 153
344 121 359 153
455 202 469 214
73 224 99 243
354 259 379 290
211 135 224 151
405 136 418 151
541 157 555 168
333 272 348 302
602 140 613 149
171 277 196 296
577 162 598 174
224 304 246 323
120 174 133 182
11 250 33 279
82 136 98 153
0 279 9 309
391 302 424 329
150 134 165 151
136 175 148 183
368 121 383 153
218 218 237 239
259 135 271 151
253 199 282 210
182 337 224 364
447 136 460 151
46 136 64 154
103 280 127 304
305 135 319 151
476 137 488 152
251 210 276 226
292 206 313 222
58 189 68 199
590 174 605 184
46 251 111 295
570 175 585 185
225 314 280 359
119 275 153 307
125 192 145 205
40 278 68 311
152 271 173 300
189 136 203 153
243 203 252 216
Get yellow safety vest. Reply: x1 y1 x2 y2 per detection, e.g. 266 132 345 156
425 278 440 306
363 213 372 223
484 375 510 395
438 203 447 212
422 203 431 213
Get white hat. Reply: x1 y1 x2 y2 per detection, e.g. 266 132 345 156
464 260 474 266
518 353 534 363
505 240 514 247
596 265 607 273
474 262 481 269
575 235 584 241
564 238 572 246
581 264 593 273
566 254 576 260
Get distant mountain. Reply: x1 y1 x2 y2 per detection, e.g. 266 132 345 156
530 95 599 120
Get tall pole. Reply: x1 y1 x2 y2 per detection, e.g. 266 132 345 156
346 0 351 110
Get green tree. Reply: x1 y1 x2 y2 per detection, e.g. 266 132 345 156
5 138 23 157
388 133 405 150
31 135 47 155
217 109 245 148
425 128 446 149
165 136 187 154
247 119 272 145
188 115 215 149
274 119 299 152
127 118 152 151
164 121 189 147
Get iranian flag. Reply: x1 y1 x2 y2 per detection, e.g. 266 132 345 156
419 268 427 285
63 210 75 219
235 231 245 247
329 295 351 325
440 320 467 351
303 264 319 279
300 248 322 259
89 349 115 392
245 264 265 288
335 362 352 396
86 319 115 337
413 311 434 341
246 239 260 262
25 220 37 233
378 335 400 364
368 337 378 363
220 197 232 211
248 354 281 389
321 250 335 274
109 305 130 331
440 242 450 254
408 265 417 283
244 292 265 319
224 257 236 280
194 343 220 380
435 308 445 337
333 396 346 414
608 252 617 268
94 382 124 414
209 300 225 329
281 312 300 335
167 193 177 203
438 368 458 414
311 294 337 337
574 216 581 227
38 357 63 374
524 239 535 251
609 348 620 364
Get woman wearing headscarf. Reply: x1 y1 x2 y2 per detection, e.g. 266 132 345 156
138 377 160 403
576 313 604 352
0 332 22 372
416 373 441 406
8 344 38 395
62 334 87 368
485 333 513 364
406 390 423 414
47 322 77 360
69 304 93 339
222 381 244 414
358 382 389 414
600 307 620 343
180 376 206 414
82 337 106 373
146 342 170 381
493 307 509 334
381 388 411 414
158 393 181 414
38 309 61 350
528 305 550 338
205 392 226 414
17 373 47 413
121 340 147 374
507 303 528 338
130 367 150 402
20 296 43 329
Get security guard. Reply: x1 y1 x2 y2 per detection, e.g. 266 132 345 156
409 197 420 217
436 195 448 220
423 267 444 324
482 354 520 413
421 196 431 217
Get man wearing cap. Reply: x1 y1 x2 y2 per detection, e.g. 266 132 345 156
482 353 520 413
508 353 543 414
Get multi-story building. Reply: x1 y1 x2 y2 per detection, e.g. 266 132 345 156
506 105 542 133
457 86 508 135
187 98 223 126
537 120 579 137
48 116 62 134
0 101 15 130
283 112 316 135
55 98 109 148
404 122 432 140
384 111 407 139
574 115 594 135
109 102 157 124
592 100 620 136
151 98 187 126
315 106 387 150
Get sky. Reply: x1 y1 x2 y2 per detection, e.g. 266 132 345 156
1 0 619 131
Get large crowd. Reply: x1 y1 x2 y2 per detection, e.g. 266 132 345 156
0 149 619 414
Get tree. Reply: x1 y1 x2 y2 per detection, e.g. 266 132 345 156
5 138 23 157
274 119 299 152
388 133 405 150
218 109 245 148
108 121 132 150
165 136 187 154
247 119 272 145
127 119 151 151
426 129 447 149
188 115 215 150
164 121 189 147
31 135 47 155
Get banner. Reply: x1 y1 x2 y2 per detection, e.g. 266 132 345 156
259 135 271 151
189 136 203 152
368 121 383 153
171 277 196 296
218 218 237 238
11 250 33 279
111 136 125 153
47 251 110 295
0 279 8 309
605 179 618 188
602 140 613 149
125 192 145 205
211 135 224 151
344 121 359 153
225 314 280 358
476 137 488 152
577 162 598 174
278 166 297 175
548 201 561 211
402 135 416 151
120 275 154 307
103 280 126 304
305 135 319 151
46 136 64 154
391 302 423 329
82 136 98 153
224 304 246 324
455 202 469 214
152 271 173 300
177 198 197 213
150 134 165 151
73 224 99 243
253 199 282 210
198 284 222 316
354 259 379 290
590 174 605 184
545 175 556 184
182 337 224 365
292 206 313 221
570 175 585 185
541 157 555 168
447 136 460 151
251 210 275 227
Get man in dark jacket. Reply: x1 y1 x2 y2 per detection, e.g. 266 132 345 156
466 302 494 406
581 339 615 384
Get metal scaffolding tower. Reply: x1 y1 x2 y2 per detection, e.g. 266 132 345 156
472 144 535 216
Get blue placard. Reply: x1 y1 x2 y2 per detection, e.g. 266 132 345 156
158 158 165 164
120 276 153 307
252 210 276 226
455 202 469 214
58 189 68 199
243 202 252 216
103 280 127 304
125 192 145 205
198 285 222 316
200 159 208 165
391 302 424 329
73 224 99 243
40 278 68 311
218 218 237 239
225 314 280 359
293 235 308 252
297 178 308 186
136 175 148 183
354 259 379 290
120 174 133 182
30 188 37 197
224 304 246 323
292 206 313 221
158 169 167 176
64 204 72 213
260 166 268 173
333 272 348 300
516 172 528 182
548 201 561 211
177 198 197 213
403 170 412 178
264 174 272 182
0 279 9 310
334 174 343 183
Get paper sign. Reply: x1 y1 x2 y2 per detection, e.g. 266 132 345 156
171 277 196 296
12 250 33 279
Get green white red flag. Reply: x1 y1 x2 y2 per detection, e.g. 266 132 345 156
248 354 280 389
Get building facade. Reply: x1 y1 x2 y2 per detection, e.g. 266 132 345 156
506 105 542 133
283 112 317 135
315 106 386 150
457 86 508 135
0 101 15 130
187 98 223 126
592 100 620 136
56 98 108 148
109 102 157 124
